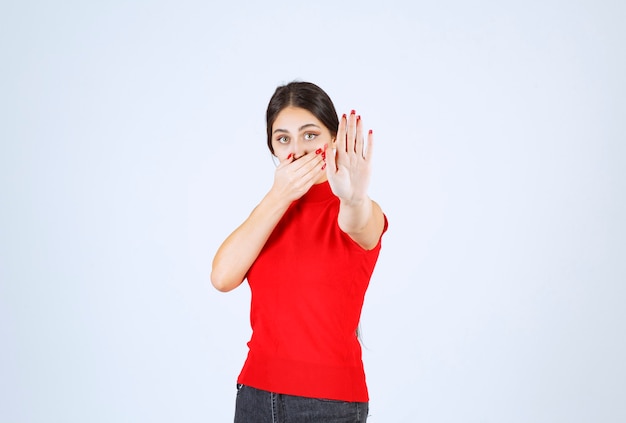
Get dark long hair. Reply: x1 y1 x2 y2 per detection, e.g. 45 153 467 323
266 81 339 154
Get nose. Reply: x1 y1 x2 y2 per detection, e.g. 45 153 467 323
292 140 306 160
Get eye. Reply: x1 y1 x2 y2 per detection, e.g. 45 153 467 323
304 133 317 141
276 136 289 144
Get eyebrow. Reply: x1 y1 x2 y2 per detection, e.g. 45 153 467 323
272 123 321 134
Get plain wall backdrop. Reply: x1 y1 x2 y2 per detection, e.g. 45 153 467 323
1 0 625 422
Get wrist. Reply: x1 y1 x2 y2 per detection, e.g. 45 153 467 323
339 196 368 208
264 188 293 212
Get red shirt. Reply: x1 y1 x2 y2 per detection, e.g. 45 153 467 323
237 181 387 402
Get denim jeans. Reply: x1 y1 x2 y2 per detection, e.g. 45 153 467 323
234 384 369 423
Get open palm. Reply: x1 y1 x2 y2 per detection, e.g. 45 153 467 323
326 111 374 204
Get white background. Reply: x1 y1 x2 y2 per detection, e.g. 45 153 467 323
1 0 625 422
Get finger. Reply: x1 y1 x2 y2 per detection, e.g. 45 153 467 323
298 153 325 184
355 114 364 157
277 152 295 169
326 142 337 174
346 110 357 153
292 148 324 176
336 113 347 154
365 129 374 161
284 149 315 173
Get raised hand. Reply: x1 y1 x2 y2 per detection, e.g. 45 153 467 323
326 110 373 205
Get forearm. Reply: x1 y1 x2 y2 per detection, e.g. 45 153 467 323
337 198 385 250
338 196 372 233
211 191 291 292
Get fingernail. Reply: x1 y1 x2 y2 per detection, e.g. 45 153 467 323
342 113 347 119
315 148 322 154
322 163 326 170
287 153 293 159
357 115 361 122
350 110 356 115
369 129 373 134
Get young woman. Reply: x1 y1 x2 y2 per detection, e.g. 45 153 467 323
211 81 388 422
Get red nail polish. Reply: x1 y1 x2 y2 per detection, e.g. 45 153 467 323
368 129 373 134
357 115 361 122
350 110 356 115
287 153 293 159
315 148 322 154
342 113 347 119
322 163 326 170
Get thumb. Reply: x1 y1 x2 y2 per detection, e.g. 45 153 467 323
325 142 336 175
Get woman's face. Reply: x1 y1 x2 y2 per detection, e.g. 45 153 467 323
271 106 334 162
